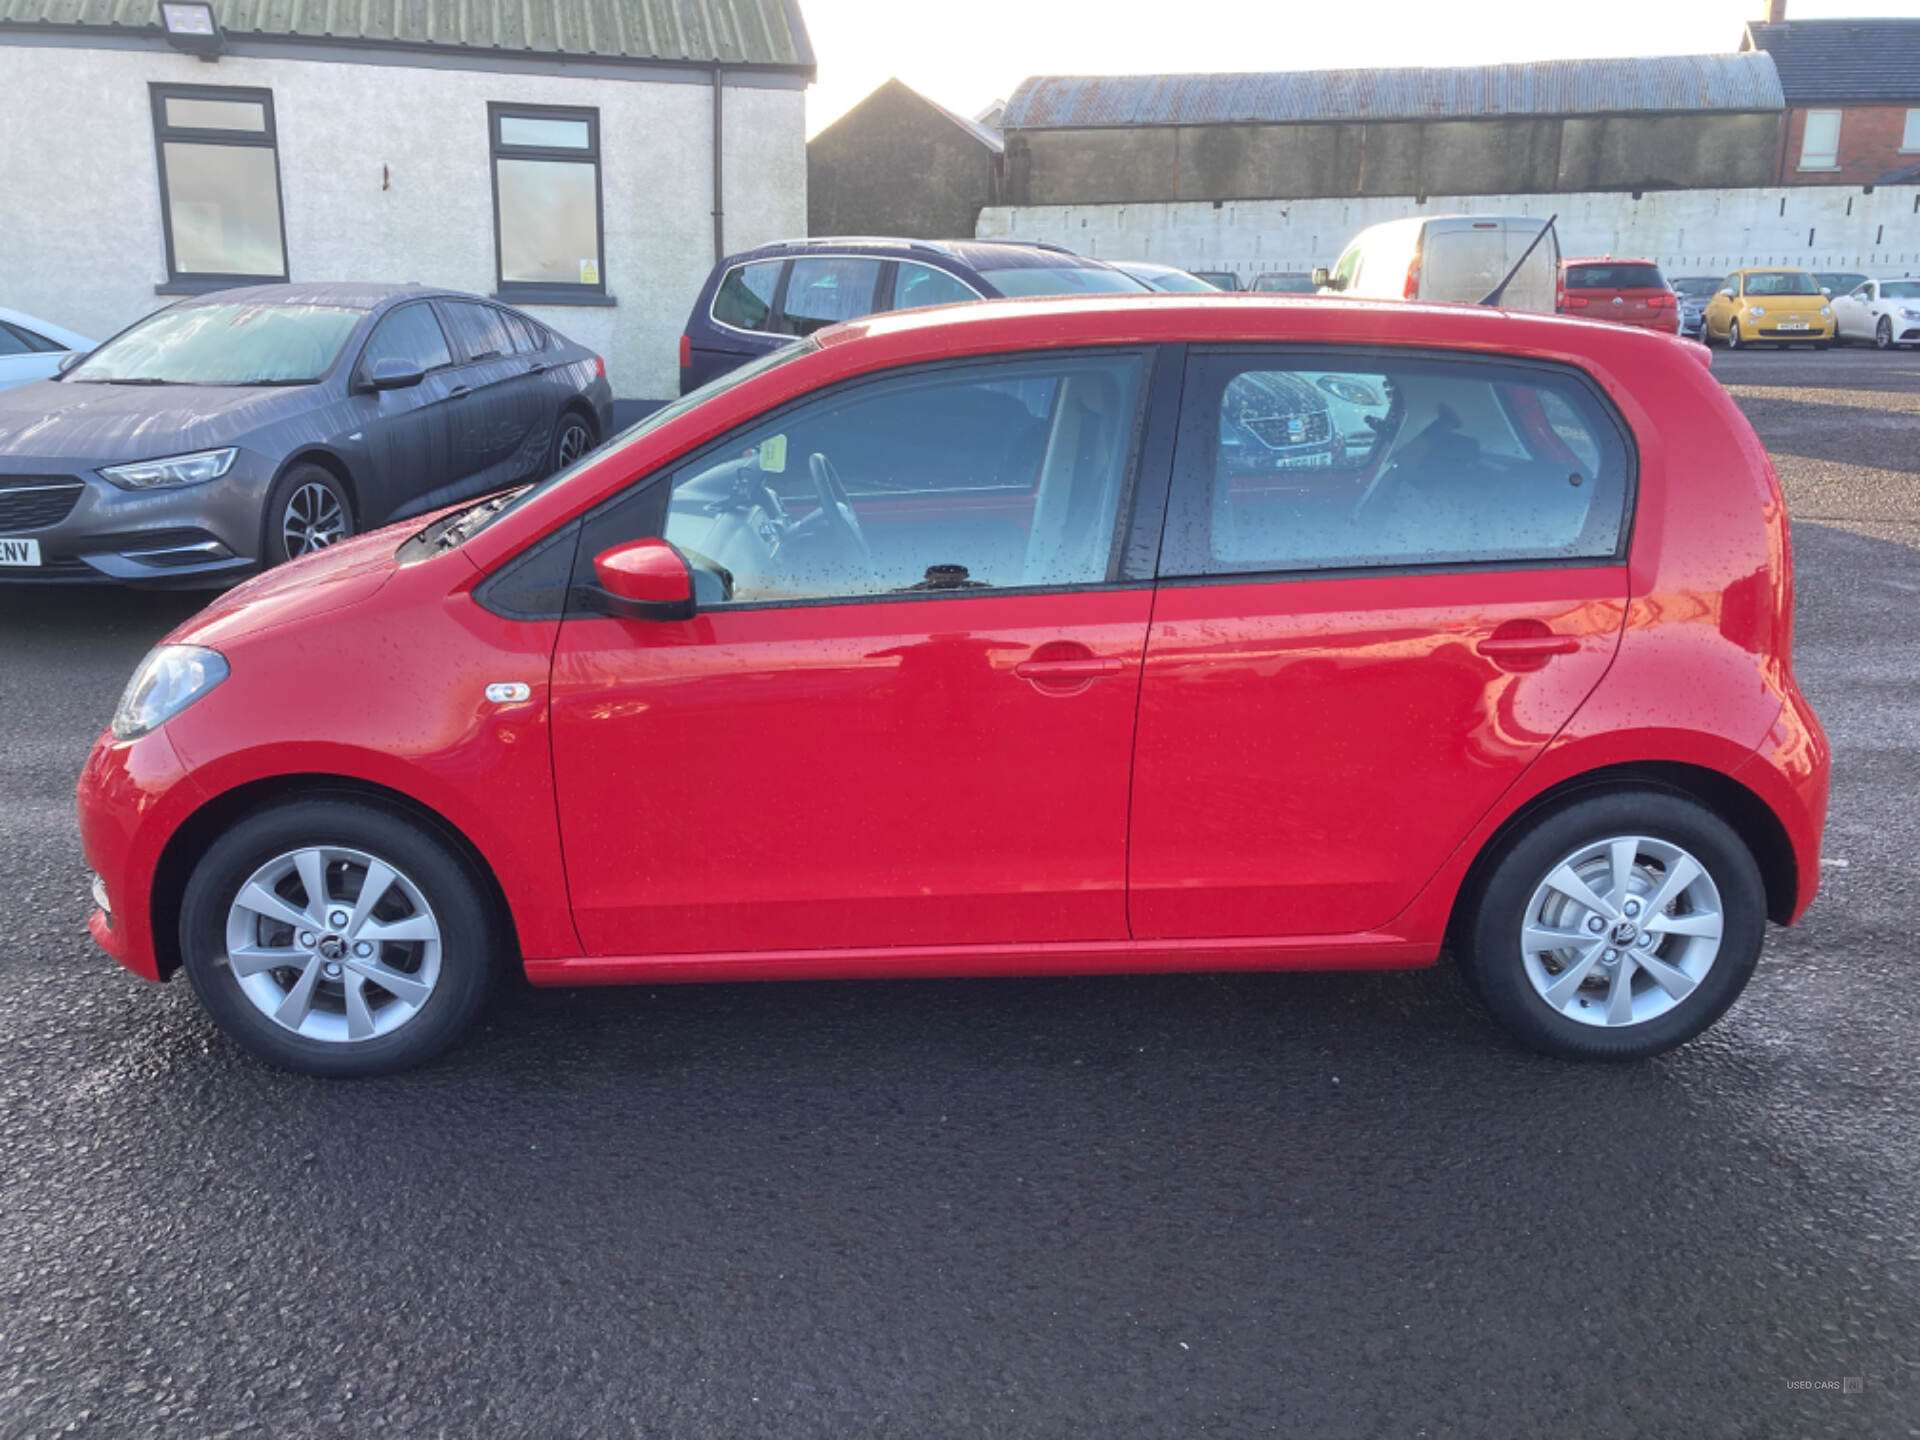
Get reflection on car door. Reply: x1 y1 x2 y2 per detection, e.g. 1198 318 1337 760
1128 349 1632 939
549 350 1162 959
349 301 461 521
1833 282 1871 340
436 299 547 494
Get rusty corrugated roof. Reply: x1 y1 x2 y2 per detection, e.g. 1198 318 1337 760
0 0 814 69
1001 54 1783 130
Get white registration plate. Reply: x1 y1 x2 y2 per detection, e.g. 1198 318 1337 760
1777 321 1810 331
0 537 41 567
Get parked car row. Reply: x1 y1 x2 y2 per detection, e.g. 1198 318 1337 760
0 285 612 586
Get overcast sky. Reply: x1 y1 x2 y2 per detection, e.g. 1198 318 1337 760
801 0 1920 135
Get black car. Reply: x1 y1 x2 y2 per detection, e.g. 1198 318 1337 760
679 238 1149 392
0 283 612 586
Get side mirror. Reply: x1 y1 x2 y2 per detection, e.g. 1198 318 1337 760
1718 288 1736 299
589 537 695 621
1820 287 1832 297
1311 267 1332 289
364 357 426 392
56 350 88 375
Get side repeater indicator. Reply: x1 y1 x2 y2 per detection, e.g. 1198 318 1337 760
485 682 532 703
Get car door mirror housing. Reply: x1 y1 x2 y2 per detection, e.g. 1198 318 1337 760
364 357 427 392
56 350 88 375
589 538 696 620
1311 267 1332 289
1718 288 1736 299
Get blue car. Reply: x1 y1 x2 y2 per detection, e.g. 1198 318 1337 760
679 239 1149 393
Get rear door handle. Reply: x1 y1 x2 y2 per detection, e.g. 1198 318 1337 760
1477 634 1580 659
1014 657 1124 681
448 384 472 399
526 363 548 375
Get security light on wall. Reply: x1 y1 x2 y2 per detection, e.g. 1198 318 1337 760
159 2 223 58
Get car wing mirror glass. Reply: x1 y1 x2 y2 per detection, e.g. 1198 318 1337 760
365 357 427 391
586 537 696 620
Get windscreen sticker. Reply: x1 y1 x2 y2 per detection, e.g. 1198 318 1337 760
758 434 788 473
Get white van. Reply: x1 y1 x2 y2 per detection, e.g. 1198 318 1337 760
1313 215 1561 313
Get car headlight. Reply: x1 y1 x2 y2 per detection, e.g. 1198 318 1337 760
1749 305 1765 318
99 448 238 491
1820 306 1832 318
112 645 228 740
1316 376 1381 406
1901 308 1920 321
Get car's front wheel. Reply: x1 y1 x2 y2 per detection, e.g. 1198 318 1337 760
1457 791 1766 1060
1727 319 1744 350
180 798 499 1076
1878 316 1894 350
264 463 354 566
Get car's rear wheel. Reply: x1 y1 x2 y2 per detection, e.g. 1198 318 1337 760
264 463 354 566
1457 791 1766 1060
549 412 595 475
180 798 499 1076
1877 316 1894 350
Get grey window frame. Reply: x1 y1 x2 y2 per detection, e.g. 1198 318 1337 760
1158 344 1639 584
149 82 289 292
488 102 609 307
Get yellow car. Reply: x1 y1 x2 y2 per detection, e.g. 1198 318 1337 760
1703 268 1836 349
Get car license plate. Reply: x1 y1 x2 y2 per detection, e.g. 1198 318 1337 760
1779 321 1809 331
0 537 41 566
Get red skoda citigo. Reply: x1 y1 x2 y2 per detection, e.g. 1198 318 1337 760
77 296 1829 1075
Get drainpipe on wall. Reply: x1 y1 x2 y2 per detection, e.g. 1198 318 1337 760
712 65 726 263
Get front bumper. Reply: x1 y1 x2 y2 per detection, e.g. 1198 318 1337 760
0 450 275 586
76 725 207 981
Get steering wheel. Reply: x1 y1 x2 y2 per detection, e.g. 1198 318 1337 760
806 452 875 572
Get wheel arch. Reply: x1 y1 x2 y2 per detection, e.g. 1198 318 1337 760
276 448 361 526
558 399 599 439
148 773 520 981
1445 760 1800 945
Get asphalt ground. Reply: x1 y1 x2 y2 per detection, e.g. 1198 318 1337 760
1 344 1916 1438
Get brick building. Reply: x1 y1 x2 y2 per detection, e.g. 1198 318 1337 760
1741 6 1920 185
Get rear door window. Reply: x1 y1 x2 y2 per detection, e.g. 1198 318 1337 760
711 260 784 332
774 258 885 336
441 301 515 363
1162 350 1632 576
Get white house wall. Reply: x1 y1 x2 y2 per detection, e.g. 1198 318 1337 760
0 44 806 399
980 186 1920 281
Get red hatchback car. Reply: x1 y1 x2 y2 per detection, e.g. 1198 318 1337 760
76 296 1828 1076
1560 258 1681 334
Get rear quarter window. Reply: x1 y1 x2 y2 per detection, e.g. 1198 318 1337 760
1162 350 1634 577
711 261 783 332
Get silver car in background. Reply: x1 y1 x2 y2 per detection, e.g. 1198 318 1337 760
0 283 612 586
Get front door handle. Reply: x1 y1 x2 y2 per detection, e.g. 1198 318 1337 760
1015 656 1124 682
1477 634 1579 659
448 384 473 399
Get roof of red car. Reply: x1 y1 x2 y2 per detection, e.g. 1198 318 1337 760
1563 256 1657 267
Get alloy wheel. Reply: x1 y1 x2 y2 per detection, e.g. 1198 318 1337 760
1878 317 1893 350
556 419 592 468
1518 835 1724 1028
222 846 442 1042
282 481 348 556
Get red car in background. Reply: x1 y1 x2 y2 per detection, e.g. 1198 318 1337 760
76 295 1827 1076
1560 257 1681 334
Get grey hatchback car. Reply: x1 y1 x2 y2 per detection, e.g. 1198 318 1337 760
0 282 612 586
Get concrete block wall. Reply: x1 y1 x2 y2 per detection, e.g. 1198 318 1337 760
979 184 1920 284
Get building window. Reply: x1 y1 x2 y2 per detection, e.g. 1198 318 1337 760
149 84 287 285
489 104 605 302
1903 109 1920 153
1799 110 1842 170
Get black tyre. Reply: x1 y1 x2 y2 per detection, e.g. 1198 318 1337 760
263 462 354 566
180 797 499 1077
1877 317 1894 350
1726 319 1743 350
1457 791 1767 1061
549 411 596 475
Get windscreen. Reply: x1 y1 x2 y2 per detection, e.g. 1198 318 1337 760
69 303 363 385
979 264 1150 298
1566 264 1666 291
1744 272 1821 297
1881 281 1920 299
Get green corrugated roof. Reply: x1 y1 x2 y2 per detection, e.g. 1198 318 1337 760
0 0 814 70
